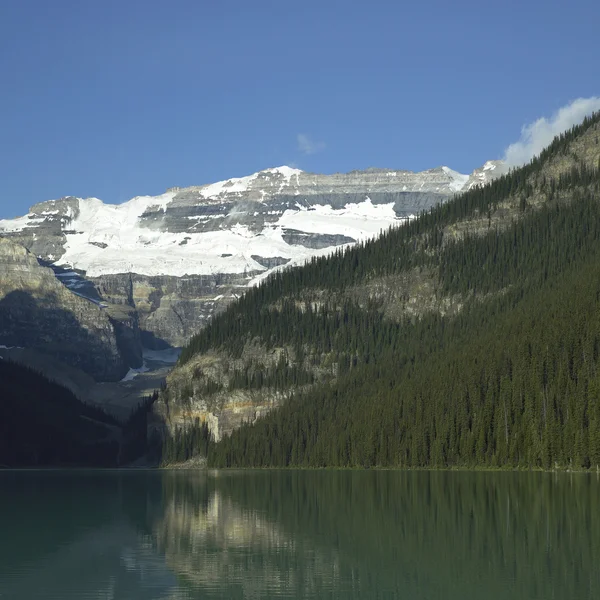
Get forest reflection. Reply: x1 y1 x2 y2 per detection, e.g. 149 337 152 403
153 470 600 599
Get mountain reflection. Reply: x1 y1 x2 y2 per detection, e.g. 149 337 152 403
155 472 342 598
1 470 600 600
155 470 600 599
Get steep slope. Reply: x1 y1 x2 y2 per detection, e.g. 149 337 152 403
0 238 138 381
0 359 155 467
0 163 502 347
0 359 119 466
155 112 600 469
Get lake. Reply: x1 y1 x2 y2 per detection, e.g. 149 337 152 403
0 470 598 599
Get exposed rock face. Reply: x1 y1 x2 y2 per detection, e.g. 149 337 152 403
149 167 465 236
91 272 253 348
464 160 507 190
151 347 293 443
280 229 355 249
0 238 136 381
150 334 343 443
0 196 80 261
0 164 503 348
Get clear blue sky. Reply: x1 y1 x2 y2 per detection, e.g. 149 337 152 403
1 0 599 217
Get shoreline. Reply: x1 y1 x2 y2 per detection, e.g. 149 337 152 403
2 463 600 475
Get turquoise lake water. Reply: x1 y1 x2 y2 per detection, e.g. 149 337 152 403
0 470 598 599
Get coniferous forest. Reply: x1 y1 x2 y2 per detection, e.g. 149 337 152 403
0 359 154 467
165 112 600 470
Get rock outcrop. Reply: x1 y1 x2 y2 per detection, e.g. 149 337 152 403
91 272 250 348
0 238 138 381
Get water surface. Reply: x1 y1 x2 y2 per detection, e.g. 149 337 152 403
0 470 598 599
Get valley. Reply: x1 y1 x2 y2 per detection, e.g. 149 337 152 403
2 113 600 471
2 3 598 598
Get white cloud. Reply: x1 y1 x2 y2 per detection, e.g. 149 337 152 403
297 133 325 155
504 97 600 167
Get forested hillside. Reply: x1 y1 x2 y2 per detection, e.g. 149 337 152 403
159 112 600 470
0 360 154 467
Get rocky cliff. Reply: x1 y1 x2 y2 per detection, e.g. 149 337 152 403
0 238 137 381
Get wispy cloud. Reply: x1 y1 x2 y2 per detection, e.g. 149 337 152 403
297 133 326 155
504 97 600 167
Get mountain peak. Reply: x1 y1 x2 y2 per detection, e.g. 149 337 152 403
440 166 470 192
0 159 508 284
464 160 507 191
261 166 304 177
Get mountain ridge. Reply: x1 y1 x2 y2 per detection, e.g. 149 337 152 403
0 161 504 277
0 161 504 349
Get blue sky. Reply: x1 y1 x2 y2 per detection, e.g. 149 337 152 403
0 0 599 218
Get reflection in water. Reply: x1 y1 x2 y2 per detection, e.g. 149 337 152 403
0 470 599 599
0 471 175 599
157 471 600 599
156 473 342 598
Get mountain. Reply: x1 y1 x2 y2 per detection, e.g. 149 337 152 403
0 238 138 381
153 113 600 470
0 163 503 349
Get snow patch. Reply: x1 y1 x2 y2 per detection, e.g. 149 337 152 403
52 192 410 277
278 198 398 240
56 271 79 277
263 166 303 180
0 215 45 232
199 172 260 199
441 166 470 192
121 362 150 382
197 166 302 201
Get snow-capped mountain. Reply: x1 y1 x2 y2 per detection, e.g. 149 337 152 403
0 163 502 277
0 162 504 347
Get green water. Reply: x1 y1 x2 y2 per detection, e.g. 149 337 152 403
0 470 598 599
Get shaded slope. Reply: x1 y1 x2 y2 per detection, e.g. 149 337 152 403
0 360 119 466
0 238 131 381
0 360 157 468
